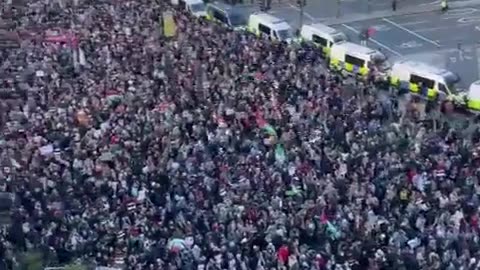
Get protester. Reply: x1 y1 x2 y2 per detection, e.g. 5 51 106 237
1 0 480 269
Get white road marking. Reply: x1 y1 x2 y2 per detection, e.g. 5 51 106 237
419 0 439 6
382 17 441 47
341 24 402 56
287 4 316 21
443 7 478 19
399 20 428 26
414 19 479 32
371 24 391 31
458 16 480 24
414 25 464 32
398 40 423 49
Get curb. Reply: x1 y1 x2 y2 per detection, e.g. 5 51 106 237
322 0 480 25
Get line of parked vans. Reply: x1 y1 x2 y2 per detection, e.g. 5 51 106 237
173 0 480 114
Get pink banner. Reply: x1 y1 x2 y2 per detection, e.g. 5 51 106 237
44 30 79 48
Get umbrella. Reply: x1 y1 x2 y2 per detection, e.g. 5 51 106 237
167 238 186 252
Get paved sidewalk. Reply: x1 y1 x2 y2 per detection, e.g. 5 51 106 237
323 0 480 25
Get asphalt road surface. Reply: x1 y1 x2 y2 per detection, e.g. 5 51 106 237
334 6 480 86
236 0 443 28
303 0 441 19
233 0 480 86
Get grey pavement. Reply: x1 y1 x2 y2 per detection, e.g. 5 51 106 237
231 0 458 28
323 0 480 24
231 0 480 85
234 0 446 18
336 6 480 85
308 0 441 20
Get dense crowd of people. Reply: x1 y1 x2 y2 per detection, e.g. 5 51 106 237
1 0 480 269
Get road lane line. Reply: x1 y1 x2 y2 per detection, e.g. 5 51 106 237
399 20 428 26
444 7 478 19
382 17 441 47
419 0 439 6
414 25 463 32
458 16 480 24
341 24 402 56
287 4 316 21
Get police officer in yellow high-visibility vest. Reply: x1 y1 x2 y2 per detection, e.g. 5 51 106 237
441 0 448 12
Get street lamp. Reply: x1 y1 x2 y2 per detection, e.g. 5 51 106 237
336 0 341 17
297 0 306 28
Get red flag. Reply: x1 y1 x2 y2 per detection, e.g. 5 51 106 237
106 88 122 97
278 245 289 264
471 214 479 228
255 111 267 128
110 135 119 144
320 210 329 224
153 102 171 113
254 72 265 81
212 113 227 127
43 29 79 50
271 94 281 119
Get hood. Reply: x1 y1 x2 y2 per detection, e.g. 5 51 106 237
233 25 246 31
192 11 207 17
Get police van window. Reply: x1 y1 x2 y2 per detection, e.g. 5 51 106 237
332 33 347 43
438 83 448 94
277 29 292 40
258 24 271 35
345 54 365 67
312 34 327 46
273 30 279 39
190 3 206 12
180 1 186 9
230 13 246 27
213 10 228 24
410 74 434 89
